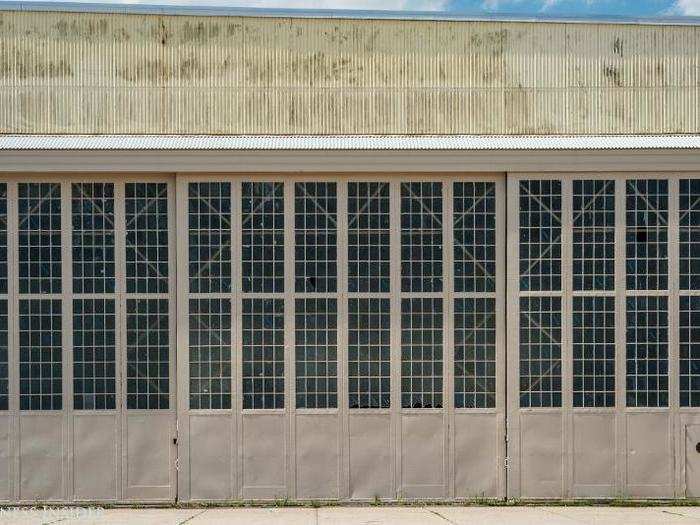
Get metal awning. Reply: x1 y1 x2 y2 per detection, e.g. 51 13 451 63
2 135 700 151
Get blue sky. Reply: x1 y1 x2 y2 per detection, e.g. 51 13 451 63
5 0 700 16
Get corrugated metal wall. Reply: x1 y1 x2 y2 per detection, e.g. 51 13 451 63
0 10 698 135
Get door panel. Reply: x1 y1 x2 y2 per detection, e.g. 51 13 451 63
124 413 174 500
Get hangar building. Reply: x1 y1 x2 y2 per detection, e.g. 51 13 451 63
0 2 700 502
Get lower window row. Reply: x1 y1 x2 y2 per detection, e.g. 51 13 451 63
5 295 698 412
190 297 497 410
4 298 169 411
520 295 700 408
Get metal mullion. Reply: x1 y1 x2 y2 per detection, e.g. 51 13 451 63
239 292 285 300
174 174 190 502
453 291 498 299
389 180 401 498
625 289 670 297
669 177 681 496
614 174 627 496
7 181 18 501
346 292 391 299
283 179 295 499
337 180 349 499
61 180 74 501
443 177 454 499
570 290 616 298
231 179 241 500
561 177 573 498
505 174 521 498
113 180 126 501
494 176 507 499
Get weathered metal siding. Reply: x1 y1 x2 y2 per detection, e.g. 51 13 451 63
0 10 698 134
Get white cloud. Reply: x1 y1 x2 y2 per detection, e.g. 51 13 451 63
674 0 700 15
44 0 449 9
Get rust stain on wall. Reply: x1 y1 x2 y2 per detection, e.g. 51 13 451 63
0 9 698 134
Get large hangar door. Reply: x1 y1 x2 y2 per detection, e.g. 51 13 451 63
507 173 700 499
1 178 176 503
176 174 506 502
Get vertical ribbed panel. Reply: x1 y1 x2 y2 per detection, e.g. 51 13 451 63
0 10 698 134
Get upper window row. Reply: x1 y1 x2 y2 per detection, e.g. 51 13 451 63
13 182 169 296
188 181 498 295
520 179 698 292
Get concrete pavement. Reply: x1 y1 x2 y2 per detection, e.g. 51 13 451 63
3 506 700 524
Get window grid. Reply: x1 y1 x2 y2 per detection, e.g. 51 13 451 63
348 182 390 293
188 182 232 294
455 298 496 409
573 180 615 292
295 298 338 409
519 180 562 292
0 300 7 410
401 182 443 293
681 296 700 407
519 296 562 408
401 298 443 409
626 180 668 291
242 182 284 294
189 298 232 410
126 182 169 294
19 299 62 411
73 299 116 410
242 299 284 409
680 179 700 292
348 298 390 409
295 182 338 293
72 183 115 294
626 296 668 408
18 183 62 294
126 299 169 409
572 296 615 408
454 182 496 294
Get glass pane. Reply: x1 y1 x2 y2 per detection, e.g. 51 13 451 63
348 298 390 409
572 296 615 408
626 180 668 291
573 180 615 291
401 182 443 293
519 296 561 408
519 180 562 292
680 179 700 292
242 182 284 294
188 182 232 294
126 299 169 409
348 182 390 293
401 298 443 409
681 296 700 407
73 299 116 410
189 298 231 410
626 296 668 408
19 183 62 294
455 298 496 409
0 301 7 410
294 182 337 293
126 183 169 294
295 298 337 409
19 299 62 410
454 182 496 293
242 299 284 409
72 183 115 294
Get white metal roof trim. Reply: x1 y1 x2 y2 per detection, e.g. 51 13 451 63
2 135 700 151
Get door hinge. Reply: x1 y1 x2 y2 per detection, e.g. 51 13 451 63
504 457 510 470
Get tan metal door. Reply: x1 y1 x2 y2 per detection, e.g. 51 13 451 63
686 425 700 497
